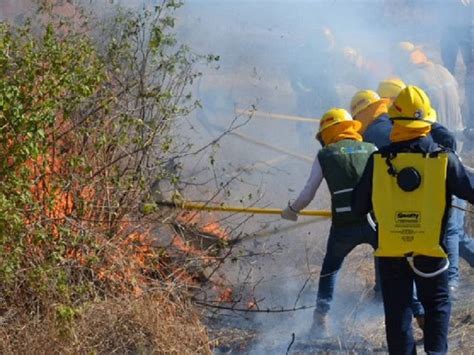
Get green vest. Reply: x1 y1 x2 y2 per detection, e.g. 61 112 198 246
317 139 376 227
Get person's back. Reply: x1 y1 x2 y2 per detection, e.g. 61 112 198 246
363 114 392 148
318 139 376 227
350 89 394 149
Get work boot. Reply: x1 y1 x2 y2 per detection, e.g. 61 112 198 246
308 311 329 339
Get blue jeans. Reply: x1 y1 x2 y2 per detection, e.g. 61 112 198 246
445 200 462 286
316 223 378 314
380 257 451 355
453 198 474 267
411 197 474 316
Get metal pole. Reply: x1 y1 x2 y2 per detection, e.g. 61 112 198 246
158 201 331 217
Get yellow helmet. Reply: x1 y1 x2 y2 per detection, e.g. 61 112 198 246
317 108 361 138
350 90 381 117
388 85 437 128
377 77 406 100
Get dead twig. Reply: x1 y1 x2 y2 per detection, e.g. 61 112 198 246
192 299 316 313
286 333 296 355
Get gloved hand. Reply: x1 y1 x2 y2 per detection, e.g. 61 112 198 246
281 205 298 221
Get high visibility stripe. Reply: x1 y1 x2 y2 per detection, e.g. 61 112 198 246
335 206 352 213
333 188 353 195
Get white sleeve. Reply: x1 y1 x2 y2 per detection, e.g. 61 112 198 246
290 156 324 212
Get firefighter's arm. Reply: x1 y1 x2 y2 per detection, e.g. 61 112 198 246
291 155 324 211
281 155 323 221
431 122 457 152
447 152 474 204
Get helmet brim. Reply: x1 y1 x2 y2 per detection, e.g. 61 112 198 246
391 119 432 129
388 106 436 128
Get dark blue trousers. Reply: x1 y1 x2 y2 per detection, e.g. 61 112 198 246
379 257 451 355
316 223 379 314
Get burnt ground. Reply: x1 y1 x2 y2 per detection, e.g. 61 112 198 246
207 261 474 354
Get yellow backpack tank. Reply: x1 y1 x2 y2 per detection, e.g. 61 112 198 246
372 152 448 258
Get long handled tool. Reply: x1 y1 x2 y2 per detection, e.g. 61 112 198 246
236 108 320 123
158 201 331 217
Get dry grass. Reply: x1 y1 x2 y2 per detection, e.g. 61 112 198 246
0 292 212 354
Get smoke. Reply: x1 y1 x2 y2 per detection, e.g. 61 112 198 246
174 1 469 352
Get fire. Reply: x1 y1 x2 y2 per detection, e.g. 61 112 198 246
247 300 258 310
201 222 229 241
211 277 235 303
172 211 229 258
171 234 204 256
217 287 234 303
169 211 232 289
14 114 230 295
175 210 229 241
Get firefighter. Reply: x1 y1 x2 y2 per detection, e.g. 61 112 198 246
377 77 406 104
377 77 457 155
350 89 391 148
281 108 379 335
352 86 474 354
393 41 463 134
351 84 426 328
374 78 474 301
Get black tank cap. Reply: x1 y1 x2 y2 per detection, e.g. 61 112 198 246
397 167 421 192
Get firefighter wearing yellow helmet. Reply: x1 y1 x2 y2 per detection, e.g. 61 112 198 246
350 90 380 119
351 89 392 148
281 108 379 336
352 85 474 354
363 79 468 327
377 77 406 103
352 78 406 149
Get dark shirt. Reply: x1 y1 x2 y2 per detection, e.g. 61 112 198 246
363 117 457 152
431 122 457 151
363 113 392 149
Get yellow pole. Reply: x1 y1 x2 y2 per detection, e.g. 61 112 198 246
158 201 331 218
236 108 320 123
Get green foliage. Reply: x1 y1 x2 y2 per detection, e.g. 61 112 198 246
0 18 104 291
0 0 205 314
